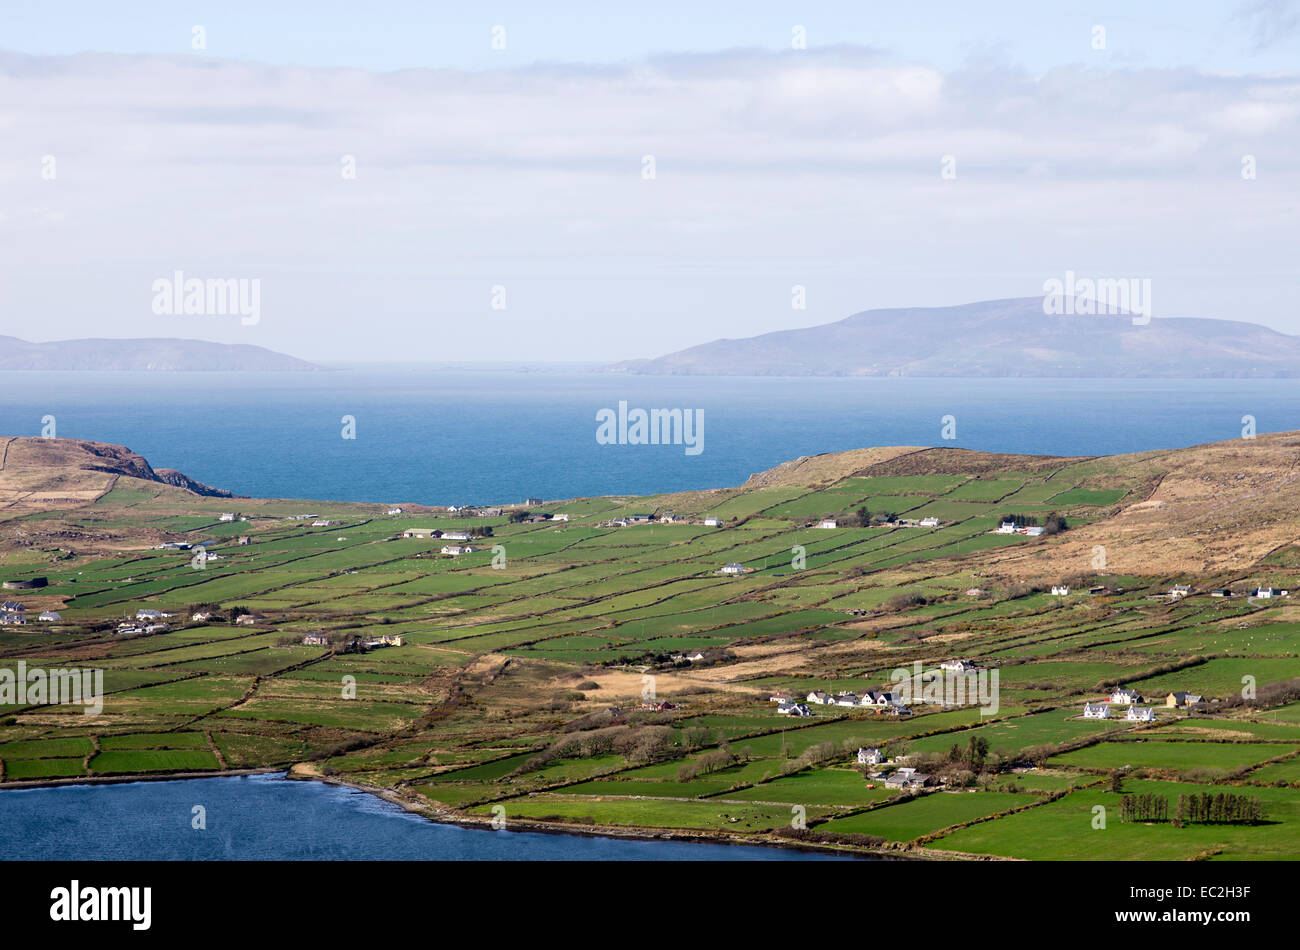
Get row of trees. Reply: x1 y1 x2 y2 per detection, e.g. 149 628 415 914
1176 792 1265 825
1119 793 1170 822
1120 792 1265 825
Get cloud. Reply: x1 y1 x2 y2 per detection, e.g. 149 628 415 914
0 47 1297 359
1235 0 1300 50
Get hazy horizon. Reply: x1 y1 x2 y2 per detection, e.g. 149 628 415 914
3 2 1298 362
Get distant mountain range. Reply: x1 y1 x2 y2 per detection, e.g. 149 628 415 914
607 297 1300 378
0 336 319 371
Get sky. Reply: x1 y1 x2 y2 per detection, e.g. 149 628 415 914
1 1 1298 362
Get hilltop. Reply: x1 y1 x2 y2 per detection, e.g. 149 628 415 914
0 437 236 518
0 336 320 371
608 297 1300 378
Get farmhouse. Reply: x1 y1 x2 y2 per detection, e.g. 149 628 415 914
857 747 884 765
816 519 838 529
806 690 833 705
37 611 61 622
1082 702 1110 719
441 531 473 541
996 522 1017 534
219 512 236 522
918 517 940 527
1050 586 1070 596
364 634 404 649
302 633 329 646
940 659 980 674
386 507 403 515
237 536 250 545
1210 588 1232 597
441 544 476 556
777 702 812 717
191 611 213 621
1166 691 1203 708
135 609 172 620
552 513 570 522
1169 584 1193 598
1109 688 1143 705
718 563 747 575
703 517 720 527
312 520 334 527
835 693 860 707
885 769 932 789
1126 706 1157 722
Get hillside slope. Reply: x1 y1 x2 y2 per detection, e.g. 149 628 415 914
609 297 1300 378
0 336 320 371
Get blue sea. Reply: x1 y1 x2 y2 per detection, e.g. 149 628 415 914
0 367 1296 505
0 774 852 861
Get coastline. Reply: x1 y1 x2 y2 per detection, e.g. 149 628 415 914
0 764 940 861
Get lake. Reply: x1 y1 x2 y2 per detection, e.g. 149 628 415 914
0 773 852 861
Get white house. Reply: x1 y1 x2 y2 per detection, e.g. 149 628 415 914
1126 706 1156 722
303 633 329 646
940 659 979 673
806 690 833 705
191 611 213 622
919 517 940 528
1110 688 1143 705
835 693 860 707
219 512 236 522
1051 586 1070 596
387 507 403 515
552 513 570 522
857 747 884 765
719 563 746 575
817 519 838 529
38 611 62 622
312 520 334 527
1082 702 1110 719
136 609 172 620
996 522 1017 534
777 702 812 717
703 517 720 527
1169 584 1193 598
442 531 473 541
441 544 476 555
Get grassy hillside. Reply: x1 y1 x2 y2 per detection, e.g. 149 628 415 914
0 433 1297 859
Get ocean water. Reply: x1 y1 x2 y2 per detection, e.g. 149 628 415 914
0 774 852 861
0 368 1296 505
